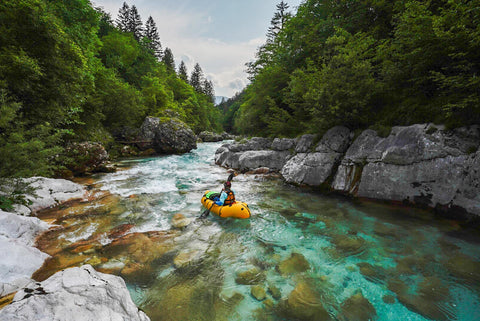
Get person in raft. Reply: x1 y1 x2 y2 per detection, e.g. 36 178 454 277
215 180 236 206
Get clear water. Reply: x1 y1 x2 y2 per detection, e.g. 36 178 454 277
35 142 480 321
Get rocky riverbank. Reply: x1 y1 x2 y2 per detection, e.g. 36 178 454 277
0 178 149 321
215 124 480 219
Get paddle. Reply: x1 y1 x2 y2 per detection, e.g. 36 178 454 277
199 172 235 218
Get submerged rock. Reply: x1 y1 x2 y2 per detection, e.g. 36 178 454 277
276 252 310 275
171 213 192 229
338 291 377 321
251 285 267 301
0 265 150 321
388 276 453 321
277 281 332 321
235 268 266 285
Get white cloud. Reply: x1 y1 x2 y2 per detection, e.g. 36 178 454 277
92 0 276 97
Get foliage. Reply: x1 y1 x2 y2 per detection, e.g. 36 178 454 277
237 0 480 137
144 16 163 60
0 0 222 179
0 178 35 212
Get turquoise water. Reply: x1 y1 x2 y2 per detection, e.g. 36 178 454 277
88 142 480 320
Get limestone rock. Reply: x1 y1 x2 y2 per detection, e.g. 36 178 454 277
238 150 291 172
315 126 353 153
0 238 49 297
22 177 87 213
64 142 110 175
0 210 49 246
198 131 224 142
138 116 197 154
271 138 296 151
0 265 150 321
332 124 480 216
281 152 342 185
295 134 317 153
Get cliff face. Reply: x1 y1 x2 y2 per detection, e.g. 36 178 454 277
215 124 480 218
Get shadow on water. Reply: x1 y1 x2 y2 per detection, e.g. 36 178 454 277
33 142 480 321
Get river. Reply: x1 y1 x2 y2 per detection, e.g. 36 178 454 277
34 141 480 321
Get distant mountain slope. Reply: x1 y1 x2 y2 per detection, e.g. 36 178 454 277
215 96 228 105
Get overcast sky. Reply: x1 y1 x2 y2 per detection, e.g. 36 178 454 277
91 0 304 97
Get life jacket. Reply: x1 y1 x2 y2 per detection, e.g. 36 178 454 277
223 190 235 206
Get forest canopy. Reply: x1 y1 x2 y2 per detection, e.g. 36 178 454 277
228 0 480 137
0 0 221 177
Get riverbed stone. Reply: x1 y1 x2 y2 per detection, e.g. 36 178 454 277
276 252 310 275
268 283 282 300
277 281 332 321
0 265 150 321
338 291 377 321
332 235 365 255
388 276 453 321
251 285 267 301
235 268 266 285
171 213 192 229
445 252 480 284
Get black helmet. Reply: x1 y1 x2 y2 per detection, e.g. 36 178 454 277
224 181 231 188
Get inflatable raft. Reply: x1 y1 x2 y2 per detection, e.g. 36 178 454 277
201 190 251 219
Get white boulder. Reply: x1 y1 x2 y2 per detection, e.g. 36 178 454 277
0 265 150 321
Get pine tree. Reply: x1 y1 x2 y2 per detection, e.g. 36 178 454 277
190 63 204 92
128 5 143 41
202 79 215 103
267 1 291 43
178 61 188 82
144 16 162 59
162 47 175 72
116 2 130 32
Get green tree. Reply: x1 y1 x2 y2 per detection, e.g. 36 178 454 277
115 2 129 32
190 63 204 92
162 47 175 72
202 79 215 103
144 16 163 60
128 5 143 41
178 61 189 82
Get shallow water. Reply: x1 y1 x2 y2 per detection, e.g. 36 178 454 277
35 141 480 321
